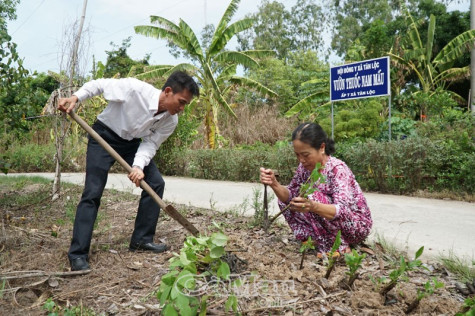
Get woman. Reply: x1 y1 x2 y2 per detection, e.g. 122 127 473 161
260 123 372 253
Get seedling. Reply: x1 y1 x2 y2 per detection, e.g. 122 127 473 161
157 227 239 315
379 246 425 297
299 236 316 270
324 230 342 279
405 277 444 314
268 164 325 225
344 249 367 288
456 296 475 316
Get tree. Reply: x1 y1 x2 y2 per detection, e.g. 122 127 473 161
329 0 419 57
0 0 30 134
389 11 475 118
237 0 326 60
134 0 276 148
103 37 150 78
235 50 328 114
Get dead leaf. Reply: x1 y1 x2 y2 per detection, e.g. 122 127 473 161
360 246 375 255
48 277 59 287
290 270 303 282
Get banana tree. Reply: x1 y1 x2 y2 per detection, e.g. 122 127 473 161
134 0 276 148
388 12 475 117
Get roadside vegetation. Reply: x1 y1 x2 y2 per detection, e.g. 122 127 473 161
1 0 474 201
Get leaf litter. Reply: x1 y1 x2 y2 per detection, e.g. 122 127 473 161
0 181 469 315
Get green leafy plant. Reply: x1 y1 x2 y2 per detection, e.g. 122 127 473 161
379 246 425 297
0 278 6 299
42 298 95 316
299 236 316 270
344 249 367 288
405 277 444 314
157 227 238 315
324 230 342 279
456 296 475 316
269 163 325 225
0 157 11 174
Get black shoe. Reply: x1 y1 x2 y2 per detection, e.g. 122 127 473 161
70 257 90 271
129 242 169 253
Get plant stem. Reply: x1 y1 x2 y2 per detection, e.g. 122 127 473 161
299 249 307 270
405 298 421 314
325 262 335 279
348 272 359 288
380 280 397 296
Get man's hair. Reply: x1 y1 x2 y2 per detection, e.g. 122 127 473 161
162 71 200 97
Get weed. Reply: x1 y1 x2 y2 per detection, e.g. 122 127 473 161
438 251 475 283
209 193 217 211
456 297 475 315
42 298 96 316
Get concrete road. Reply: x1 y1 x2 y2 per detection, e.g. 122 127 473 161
3 173 474 261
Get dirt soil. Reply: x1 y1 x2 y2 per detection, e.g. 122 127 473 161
0 180 471 315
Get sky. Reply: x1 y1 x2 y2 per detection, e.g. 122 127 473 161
7 0 470 76
6 0 298 75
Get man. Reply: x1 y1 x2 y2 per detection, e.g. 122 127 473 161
58 71 199 271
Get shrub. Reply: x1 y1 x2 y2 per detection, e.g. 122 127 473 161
167 144 296 184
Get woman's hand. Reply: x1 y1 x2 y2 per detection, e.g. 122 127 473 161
291 197 318 213
260 167 277 187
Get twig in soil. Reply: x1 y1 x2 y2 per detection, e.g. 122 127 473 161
239 291 347 314
405 298 420 314
380 281 397 297
53 279 123 300
0 270 90 280
299 249 307 270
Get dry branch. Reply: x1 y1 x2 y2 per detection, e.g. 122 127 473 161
0 270 90 280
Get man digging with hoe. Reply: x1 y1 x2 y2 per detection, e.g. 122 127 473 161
57 71 200 271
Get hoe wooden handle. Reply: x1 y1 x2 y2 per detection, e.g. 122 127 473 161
68 111 199 236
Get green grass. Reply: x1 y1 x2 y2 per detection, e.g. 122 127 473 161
0 174 51 187
373 233 475 285
438 251 475 283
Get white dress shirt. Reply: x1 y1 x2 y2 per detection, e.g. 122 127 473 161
74 78 177 169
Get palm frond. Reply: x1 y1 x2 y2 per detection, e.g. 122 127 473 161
284 89 328 118
134 25 185 48
433 29 475 67
178 19 204 59
212 0 240 41
425 15 436 63
434 66 470 84
228 76 278 97
149 16 181 33
133 66 174 81
143 65 175 72
208 18 254 54
214 51 259 68
216 65 238 82
239 49 276 59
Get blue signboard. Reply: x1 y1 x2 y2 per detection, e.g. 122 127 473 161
330 56 390 102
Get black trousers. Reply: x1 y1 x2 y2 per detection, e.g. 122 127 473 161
68 121 165 261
